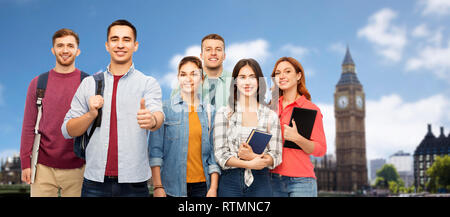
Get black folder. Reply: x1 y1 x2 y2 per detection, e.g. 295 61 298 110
284 107 317 150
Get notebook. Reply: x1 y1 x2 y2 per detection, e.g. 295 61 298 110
245 129 272 154
284 107 317 150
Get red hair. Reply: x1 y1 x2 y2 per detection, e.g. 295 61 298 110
271 57 311 103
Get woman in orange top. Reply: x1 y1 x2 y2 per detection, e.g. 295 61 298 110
269 57 327 197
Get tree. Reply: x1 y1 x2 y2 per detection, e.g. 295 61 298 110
376 164 400 182
426 155 450 193
375 164 404 194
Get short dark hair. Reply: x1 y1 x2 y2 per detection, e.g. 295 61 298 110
52 28 79 46
201 33 225 51
107 19 137 41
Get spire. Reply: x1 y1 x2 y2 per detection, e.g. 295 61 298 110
342 45 355 66
425 124 435 138
337 45 360 86
439 126 445 138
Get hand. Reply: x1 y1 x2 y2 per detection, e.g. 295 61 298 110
246 154 269 170
88 95 104 118
206 187 217 197
238 143 257 161
21 168 31 184
283 120 303 143
137 98 156 130
153 187 166 197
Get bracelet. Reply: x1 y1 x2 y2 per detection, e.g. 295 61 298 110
153 185 164 190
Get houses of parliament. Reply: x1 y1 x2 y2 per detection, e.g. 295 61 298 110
314 47 369 193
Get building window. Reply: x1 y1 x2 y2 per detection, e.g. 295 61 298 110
419 155 423 161
420 163 423 169
426 155 430 161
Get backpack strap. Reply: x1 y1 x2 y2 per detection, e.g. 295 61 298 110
80 71 90 81
35 72 50 134
87 72 105 139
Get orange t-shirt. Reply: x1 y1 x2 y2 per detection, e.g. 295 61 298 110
270 95 327 178
186 106 206 183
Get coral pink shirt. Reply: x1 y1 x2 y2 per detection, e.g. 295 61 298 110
270 95 327 178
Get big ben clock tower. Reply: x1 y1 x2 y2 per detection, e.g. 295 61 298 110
334 46 368 192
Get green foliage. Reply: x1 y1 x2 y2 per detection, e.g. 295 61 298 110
375 164 405 194
376 164 400 183
426 155 450 193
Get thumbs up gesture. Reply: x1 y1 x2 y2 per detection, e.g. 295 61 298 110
137 98 156 130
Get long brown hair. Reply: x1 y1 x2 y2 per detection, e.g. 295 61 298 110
178 56 203 80
270 57 311 108
228 58 267 115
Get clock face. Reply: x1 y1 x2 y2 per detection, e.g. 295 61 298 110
338 95 348 108
356 95 363 109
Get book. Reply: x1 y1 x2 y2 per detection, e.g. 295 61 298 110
284 107 317 150
245 129 272 154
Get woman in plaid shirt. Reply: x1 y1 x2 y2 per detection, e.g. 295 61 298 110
214 58 282 197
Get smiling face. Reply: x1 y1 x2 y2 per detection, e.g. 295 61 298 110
51 35 80 67
105 25 138 65
178 61 203 95
236 65 258 98
200 39 226 70
273 61 301 92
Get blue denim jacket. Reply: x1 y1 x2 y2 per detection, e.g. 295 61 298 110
148 94 220 197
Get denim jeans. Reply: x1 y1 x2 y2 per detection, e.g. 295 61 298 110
81 177 149 197
218 168 272 197
270 173 317 197
187 182 207 197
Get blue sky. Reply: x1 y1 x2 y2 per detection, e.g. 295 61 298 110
1 0 449 166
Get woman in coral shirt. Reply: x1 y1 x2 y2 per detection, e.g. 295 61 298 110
269 57 327 197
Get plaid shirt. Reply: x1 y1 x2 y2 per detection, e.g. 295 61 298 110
213 103 282 186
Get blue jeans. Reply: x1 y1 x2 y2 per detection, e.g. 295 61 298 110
270 173 317 197
218 168 272 197
81 177 149 197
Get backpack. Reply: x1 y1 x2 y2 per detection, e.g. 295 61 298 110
73 72 105 159
30 70 90 183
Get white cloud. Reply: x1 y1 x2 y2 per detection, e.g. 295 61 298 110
160 39 271 88
316 103 335 156
419 0 450 16
328 42 346 54
317 93 450 161
366 94 450 159
279 44 309 59
224 39 270 72
357 8 407 62
160 45 201 89
405 40 450 82
411 24 431 38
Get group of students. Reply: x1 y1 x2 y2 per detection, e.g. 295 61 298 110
19 19 327 197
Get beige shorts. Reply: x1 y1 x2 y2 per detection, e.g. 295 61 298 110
31 163 85 197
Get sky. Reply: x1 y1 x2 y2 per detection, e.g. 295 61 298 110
1 0 450 169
